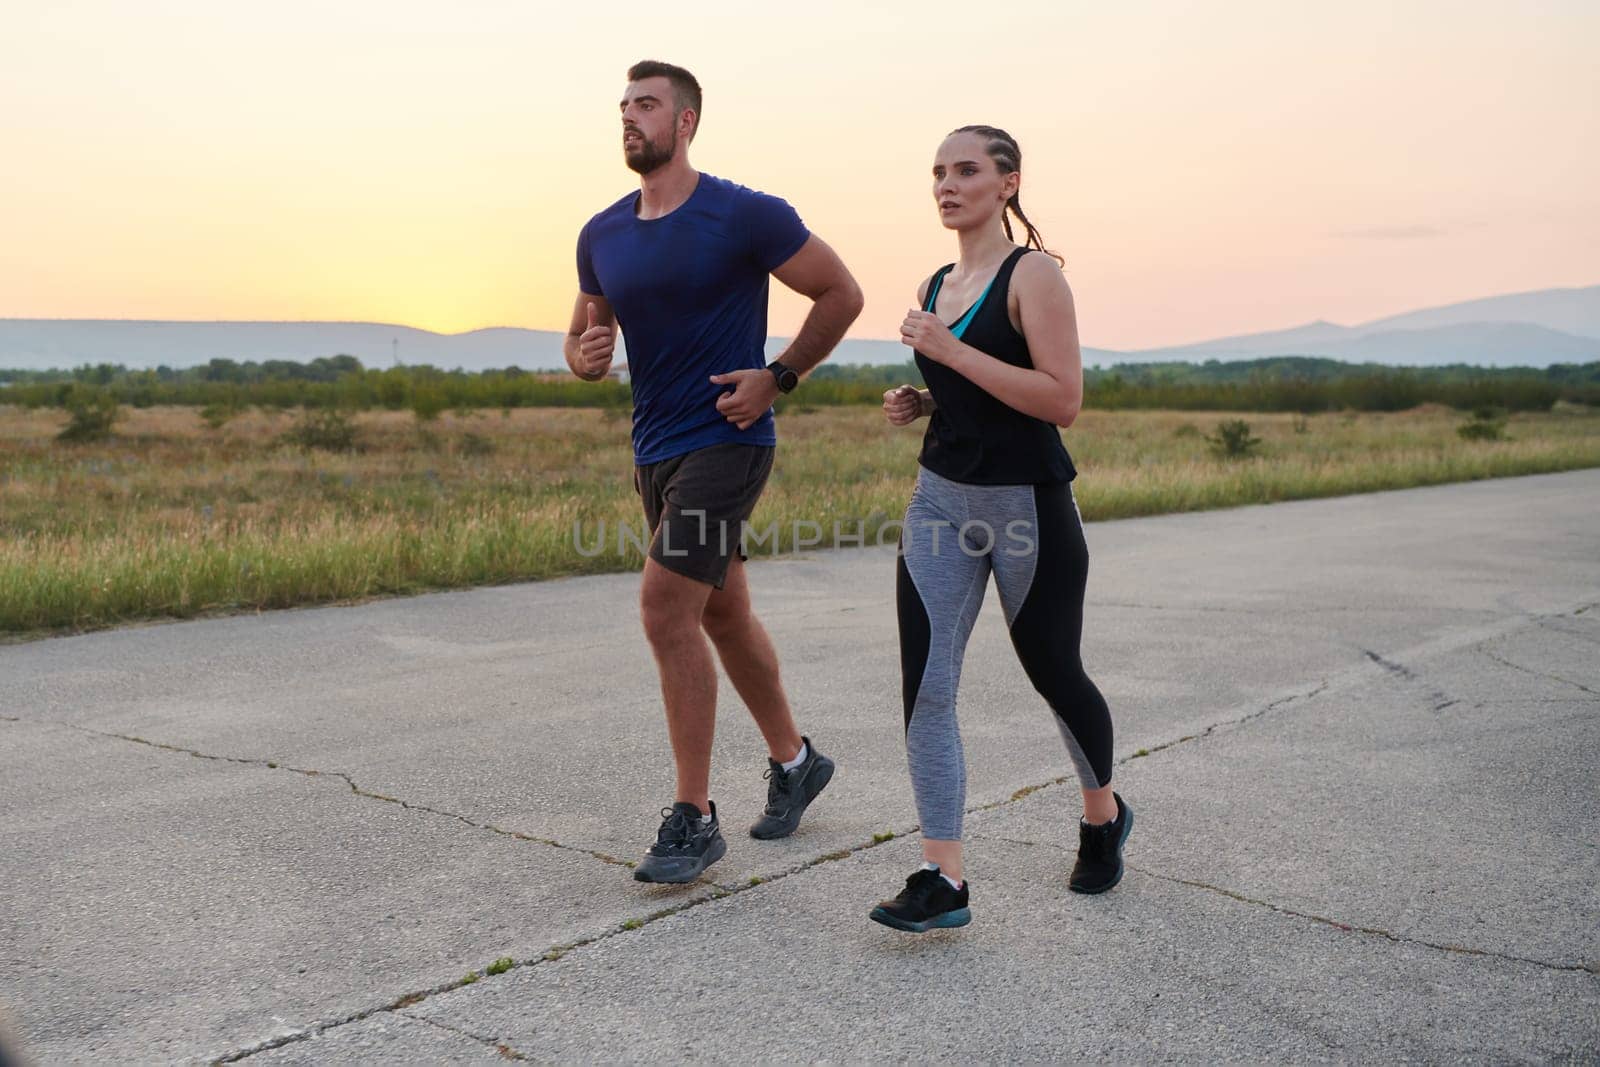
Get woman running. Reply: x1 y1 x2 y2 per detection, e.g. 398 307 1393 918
870 125 1131 933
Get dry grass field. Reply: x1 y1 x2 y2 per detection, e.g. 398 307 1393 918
3 402 1597 636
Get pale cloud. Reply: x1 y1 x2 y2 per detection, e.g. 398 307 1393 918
1332 225 1447 240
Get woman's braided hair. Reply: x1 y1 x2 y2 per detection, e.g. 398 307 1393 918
949 125 1064 267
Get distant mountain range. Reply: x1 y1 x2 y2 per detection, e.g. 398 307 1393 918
1117 286 1600 366
2 285 1596 372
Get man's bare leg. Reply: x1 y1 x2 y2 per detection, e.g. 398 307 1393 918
639 557 718 815
700 556 804 764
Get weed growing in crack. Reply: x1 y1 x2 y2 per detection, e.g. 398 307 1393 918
486 957 514 976
621 919 643 931
461 972 479 985
872 831 895 844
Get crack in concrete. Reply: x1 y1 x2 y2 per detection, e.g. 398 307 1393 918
0 714 637 871
1528 601 1600 644
217 825 913 1062
1484 650 1599 698
1360 650 1461 713
1128 864 1599 977
1534 618 1600 648
1361 649 1416 679
209 1002 533 1065
211 971 497 1065
969 832 1597 977
398 1011 530 1061
975 680 1333 810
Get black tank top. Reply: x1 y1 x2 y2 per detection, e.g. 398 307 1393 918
915 246 1077 485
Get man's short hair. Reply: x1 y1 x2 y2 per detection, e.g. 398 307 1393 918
627 59 703 132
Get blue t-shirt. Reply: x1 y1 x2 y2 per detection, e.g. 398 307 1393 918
576 173 811 465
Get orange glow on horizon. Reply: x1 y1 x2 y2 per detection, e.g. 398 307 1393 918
2 2 1596 351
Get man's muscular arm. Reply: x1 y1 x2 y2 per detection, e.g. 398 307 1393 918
709 235 863 429
768 235 864 375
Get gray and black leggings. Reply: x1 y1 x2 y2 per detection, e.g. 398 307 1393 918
897 466 1114 841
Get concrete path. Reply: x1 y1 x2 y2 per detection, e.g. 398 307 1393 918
2 471 1597 1064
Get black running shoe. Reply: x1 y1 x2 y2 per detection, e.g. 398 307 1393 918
748 735 836 840
869 868 971 933
1069 792 1133 894
633 801 727 884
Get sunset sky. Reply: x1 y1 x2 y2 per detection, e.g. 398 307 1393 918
3 1 1596 350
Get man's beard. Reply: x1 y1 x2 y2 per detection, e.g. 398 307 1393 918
625 126 678 175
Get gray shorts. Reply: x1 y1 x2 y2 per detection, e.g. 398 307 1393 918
635 443 775 589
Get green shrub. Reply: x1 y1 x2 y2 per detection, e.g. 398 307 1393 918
281 409 357 452
1205 419 1262 459
199 402 241 430
410 387 448 422
56 386 119 442
1458 409 1507 441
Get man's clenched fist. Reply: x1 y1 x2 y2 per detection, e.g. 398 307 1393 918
573 301 615 381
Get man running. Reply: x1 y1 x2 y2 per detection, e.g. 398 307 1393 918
564 60 864 883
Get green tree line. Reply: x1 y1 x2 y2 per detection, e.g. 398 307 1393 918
3 356 1597 413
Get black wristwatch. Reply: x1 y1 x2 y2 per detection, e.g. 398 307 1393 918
766 360 800 394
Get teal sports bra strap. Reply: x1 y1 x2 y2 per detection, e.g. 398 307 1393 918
921 263 996 340
948 275 997 340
